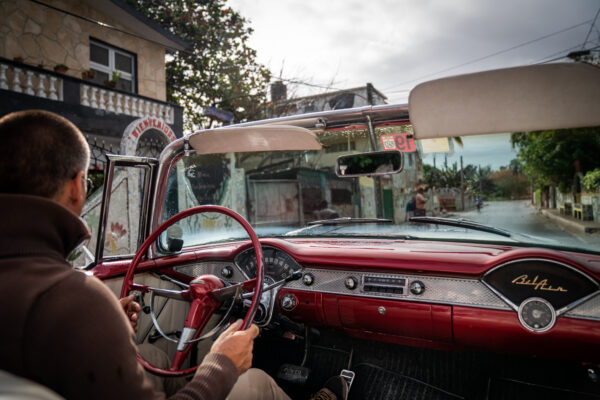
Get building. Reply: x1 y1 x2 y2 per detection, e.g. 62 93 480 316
269 82 387 117
0 0 189 174
267 82 423 222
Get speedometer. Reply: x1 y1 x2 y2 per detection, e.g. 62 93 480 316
235 246 301 281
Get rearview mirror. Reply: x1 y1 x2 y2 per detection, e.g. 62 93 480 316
336 150 403 178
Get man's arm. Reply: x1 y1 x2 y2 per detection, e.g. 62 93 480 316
23 272 242 400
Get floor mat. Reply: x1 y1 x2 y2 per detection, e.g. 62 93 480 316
348 363 464 400
487 377 600 400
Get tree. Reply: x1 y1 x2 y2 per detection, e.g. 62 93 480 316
125 0 272 131
489 169 529 199
511 128 600 190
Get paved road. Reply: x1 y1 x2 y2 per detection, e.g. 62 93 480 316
453 200 600 251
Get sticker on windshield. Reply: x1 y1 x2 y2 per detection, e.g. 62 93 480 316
380 133 416 152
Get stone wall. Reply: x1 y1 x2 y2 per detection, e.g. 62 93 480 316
0 0 167 101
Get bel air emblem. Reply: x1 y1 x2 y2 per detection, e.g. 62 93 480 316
511 274 567 292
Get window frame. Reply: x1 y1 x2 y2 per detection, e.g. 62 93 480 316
89 38 137 93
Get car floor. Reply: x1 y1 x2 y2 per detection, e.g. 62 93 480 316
253 328 600 400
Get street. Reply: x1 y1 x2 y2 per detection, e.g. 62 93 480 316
454 200 600 251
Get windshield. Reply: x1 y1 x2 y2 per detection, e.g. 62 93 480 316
161 125 600 254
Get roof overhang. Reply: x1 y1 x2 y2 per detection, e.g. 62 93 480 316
82 0 189 51
408 62 600 139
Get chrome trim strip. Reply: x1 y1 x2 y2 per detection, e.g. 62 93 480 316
565 292 600 321
175 262 600 321
481 257 600 316
480 279 519 311
285 268 511 310
556 289 600 316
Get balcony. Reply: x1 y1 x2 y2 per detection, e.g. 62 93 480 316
0 57 183 136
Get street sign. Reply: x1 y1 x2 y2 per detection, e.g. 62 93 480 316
203 106 234 123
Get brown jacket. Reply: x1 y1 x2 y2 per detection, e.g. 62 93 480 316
0 195 238 399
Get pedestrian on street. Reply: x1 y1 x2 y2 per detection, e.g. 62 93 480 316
406 194 416 221
415 188 427 217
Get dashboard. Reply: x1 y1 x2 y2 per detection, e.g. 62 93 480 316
98 238 600 363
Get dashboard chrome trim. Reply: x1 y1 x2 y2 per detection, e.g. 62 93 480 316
173 261 600 321
481 257 600 329
285 267 511 310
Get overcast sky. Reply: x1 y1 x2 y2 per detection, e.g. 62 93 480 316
228 0 600 104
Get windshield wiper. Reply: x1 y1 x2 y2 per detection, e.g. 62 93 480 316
285 217 395 237
308 217 392 226
409 216 512 238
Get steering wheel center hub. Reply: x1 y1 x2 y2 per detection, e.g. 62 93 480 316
189 275 224 298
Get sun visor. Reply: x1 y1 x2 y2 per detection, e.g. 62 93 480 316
187 125 323 154
409 63 600 139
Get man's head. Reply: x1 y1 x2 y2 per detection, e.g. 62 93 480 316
417 188 424 194
0 110 90 215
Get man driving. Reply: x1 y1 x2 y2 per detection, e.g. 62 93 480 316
0 110 289 399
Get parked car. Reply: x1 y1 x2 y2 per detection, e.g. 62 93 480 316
86 62 600 399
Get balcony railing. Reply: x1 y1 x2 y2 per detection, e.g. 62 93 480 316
0 57 175 124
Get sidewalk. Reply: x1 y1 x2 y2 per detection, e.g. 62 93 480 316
540 208 600 234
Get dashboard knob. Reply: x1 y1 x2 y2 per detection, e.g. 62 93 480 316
410 280 425 295
345 276 358 290
302 273 315 286
221 266 233 279
281 294 297 311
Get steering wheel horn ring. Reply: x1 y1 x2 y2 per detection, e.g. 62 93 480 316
120 205 264 377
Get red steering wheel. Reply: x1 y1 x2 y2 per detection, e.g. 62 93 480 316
120 205 264 377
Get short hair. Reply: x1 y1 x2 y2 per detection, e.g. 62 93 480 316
0 110 90 198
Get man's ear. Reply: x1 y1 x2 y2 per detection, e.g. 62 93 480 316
55 171 85 215
69 171 86 203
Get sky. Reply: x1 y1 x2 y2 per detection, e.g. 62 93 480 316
228 0 600 104
420 133 517 170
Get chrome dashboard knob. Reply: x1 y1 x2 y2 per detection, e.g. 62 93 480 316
302 273 315 286
281 294 297 311
409 280 425 295
221 266 233 279
345 276 358 290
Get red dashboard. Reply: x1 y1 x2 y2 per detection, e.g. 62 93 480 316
93 238 600 364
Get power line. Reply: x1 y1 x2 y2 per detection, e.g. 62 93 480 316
581 6 600 49
388 42 600 96
383 19 593 91
272 76 345 92
533 42 600 65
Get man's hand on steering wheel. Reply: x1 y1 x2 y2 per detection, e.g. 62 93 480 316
120 294 141 332
120 205 265 377
210 319 259 375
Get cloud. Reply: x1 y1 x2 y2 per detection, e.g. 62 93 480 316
229 0 600 103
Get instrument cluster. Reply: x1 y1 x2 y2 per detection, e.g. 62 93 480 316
234 246 302 281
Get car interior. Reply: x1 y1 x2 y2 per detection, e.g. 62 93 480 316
80 62 600 399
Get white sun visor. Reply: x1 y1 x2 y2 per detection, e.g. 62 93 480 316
187 125 323 154
408 62 600 139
